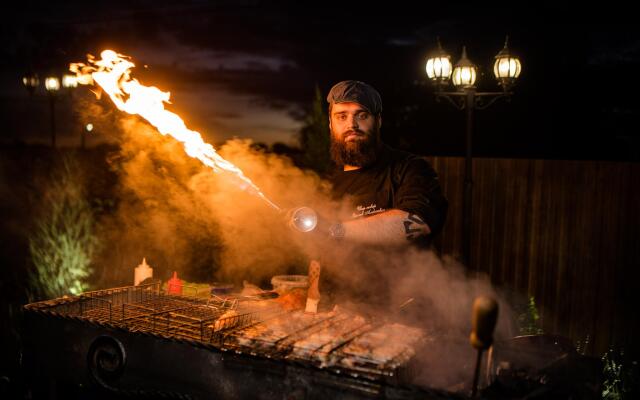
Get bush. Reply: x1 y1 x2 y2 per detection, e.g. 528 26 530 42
28 155 97 298
517 296 544 335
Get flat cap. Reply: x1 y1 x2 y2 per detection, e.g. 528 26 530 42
326 80 382 115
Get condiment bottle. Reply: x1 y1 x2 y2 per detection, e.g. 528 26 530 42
134 257 153 286
168 271 183 295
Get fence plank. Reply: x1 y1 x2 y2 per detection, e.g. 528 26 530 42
427 156 640 356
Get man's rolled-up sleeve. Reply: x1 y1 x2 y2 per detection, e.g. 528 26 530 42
394 158 448 235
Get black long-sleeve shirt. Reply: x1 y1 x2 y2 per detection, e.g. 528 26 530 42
330 144 448 247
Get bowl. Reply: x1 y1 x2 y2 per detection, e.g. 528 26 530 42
210 282 234 295
271 275 309 292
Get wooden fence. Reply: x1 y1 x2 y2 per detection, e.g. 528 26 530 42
427 156 640 356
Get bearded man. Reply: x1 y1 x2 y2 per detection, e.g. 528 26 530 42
301 81 448 313
325 80 448 249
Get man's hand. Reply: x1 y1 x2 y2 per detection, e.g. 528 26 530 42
403 213 429 241
328 222 345 240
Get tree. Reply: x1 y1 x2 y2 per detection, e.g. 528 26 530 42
298 85 331 175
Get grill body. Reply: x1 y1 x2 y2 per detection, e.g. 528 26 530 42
22 283 461 400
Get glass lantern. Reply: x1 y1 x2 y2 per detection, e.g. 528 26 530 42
426 39 452 85
452 46 477 89
493 37 522 90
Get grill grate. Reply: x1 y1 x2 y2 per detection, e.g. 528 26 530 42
27 282 284 342
25 282 427 382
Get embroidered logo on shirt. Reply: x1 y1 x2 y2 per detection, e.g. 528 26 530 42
352 203 386 218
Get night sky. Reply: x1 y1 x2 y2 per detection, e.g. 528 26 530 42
2 1 639 161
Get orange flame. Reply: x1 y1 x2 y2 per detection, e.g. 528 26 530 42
70 50 279 210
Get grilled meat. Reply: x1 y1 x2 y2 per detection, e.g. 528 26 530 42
339 323 426 366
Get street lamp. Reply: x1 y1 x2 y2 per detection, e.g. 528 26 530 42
22 72 40 96
62 74 78 90
45 76 60 148
425 39 453 88
425 36 522 270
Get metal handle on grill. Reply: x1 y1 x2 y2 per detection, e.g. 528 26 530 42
470 296 499 397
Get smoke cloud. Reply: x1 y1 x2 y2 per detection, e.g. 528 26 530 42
90 111 337 287
85 109 516 393
308 240 516 391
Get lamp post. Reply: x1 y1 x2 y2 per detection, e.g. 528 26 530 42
62 74 85 149
22 72 40 97
23 71 78 148
62 74 78 91
425 37 522 271
44 76 61 148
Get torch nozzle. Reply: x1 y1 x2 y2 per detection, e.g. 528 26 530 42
284 206 318 233
249 184 316 233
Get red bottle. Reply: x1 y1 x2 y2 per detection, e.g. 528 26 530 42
167 271 183 295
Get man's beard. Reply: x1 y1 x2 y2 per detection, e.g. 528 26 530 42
330 125 380 168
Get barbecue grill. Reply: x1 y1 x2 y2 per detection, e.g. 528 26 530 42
22 282 602 399
22 282 462 400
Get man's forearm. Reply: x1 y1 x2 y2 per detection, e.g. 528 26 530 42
337 209 431 245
